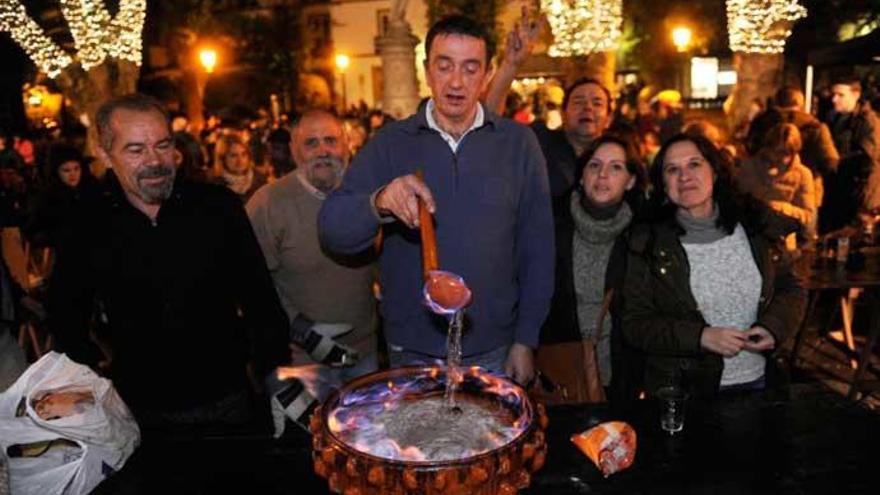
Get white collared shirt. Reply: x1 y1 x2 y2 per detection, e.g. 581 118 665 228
425 99 485 153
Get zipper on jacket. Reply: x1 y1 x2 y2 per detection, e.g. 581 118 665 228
451 151 459 193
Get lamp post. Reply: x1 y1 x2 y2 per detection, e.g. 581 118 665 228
335 53 350 113
671 26 692 97
186 45 218 135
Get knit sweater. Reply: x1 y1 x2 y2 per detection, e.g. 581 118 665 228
570 192 631 385
682 224 765 386
247 173 377 362
318 105 553 356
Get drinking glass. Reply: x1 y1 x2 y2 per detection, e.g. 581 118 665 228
656 386 686 434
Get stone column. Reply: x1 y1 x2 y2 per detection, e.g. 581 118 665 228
726 52 784 130
375 20 421 120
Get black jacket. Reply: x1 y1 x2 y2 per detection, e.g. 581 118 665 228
540 194 644 401
49 176 290 412
821 103 880 232
622 205 805 398
24 180 100 249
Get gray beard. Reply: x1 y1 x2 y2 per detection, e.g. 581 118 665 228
305 158 344 193
136 167 176 204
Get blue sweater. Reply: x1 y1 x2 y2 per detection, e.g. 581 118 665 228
318 106 554 357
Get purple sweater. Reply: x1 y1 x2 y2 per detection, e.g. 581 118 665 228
318 106 554 356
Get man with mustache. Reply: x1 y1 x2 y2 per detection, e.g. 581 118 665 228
48 94 290 432
246 110 377 435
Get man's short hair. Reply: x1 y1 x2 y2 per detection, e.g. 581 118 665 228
96 93 169 151
562 78 613 112
292 109 344 141
293 109 342 128
775 86 805 109
425 15 495 65
832 76 862 94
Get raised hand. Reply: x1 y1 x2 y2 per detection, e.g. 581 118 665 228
504 4 546 68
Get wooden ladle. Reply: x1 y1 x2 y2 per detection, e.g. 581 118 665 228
415 169 472 315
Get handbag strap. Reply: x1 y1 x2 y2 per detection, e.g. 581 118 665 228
594 288 614 343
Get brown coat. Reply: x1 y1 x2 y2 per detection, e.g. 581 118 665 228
736 155 816 238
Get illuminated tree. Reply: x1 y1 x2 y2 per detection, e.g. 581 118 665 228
727 0 806 54
0 0 146 153
542 0 622 57
540 0 623 88
725 0 807 129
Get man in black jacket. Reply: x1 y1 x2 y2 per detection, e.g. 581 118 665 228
49 94 290 429
823 77 880 232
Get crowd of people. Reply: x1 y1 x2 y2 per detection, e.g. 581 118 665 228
0 14 878 457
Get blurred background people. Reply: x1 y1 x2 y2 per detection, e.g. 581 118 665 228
212 133 268 202
737 123 816 240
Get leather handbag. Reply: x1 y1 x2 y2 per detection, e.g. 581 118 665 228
532 290 613 404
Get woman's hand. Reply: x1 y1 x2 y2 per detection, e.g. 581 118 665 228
700 327 748 357
743 326 776 352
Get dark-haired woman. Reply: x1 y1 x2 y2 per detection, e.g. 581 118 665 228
540 134 647 402
622 133 805 398
24 144 96 249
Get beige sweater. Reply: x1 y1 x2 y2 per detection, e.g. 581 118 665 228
736 155 816 237
246 173 377 364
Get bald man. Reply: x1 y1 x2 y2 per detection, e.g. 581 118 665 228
247 110 378 435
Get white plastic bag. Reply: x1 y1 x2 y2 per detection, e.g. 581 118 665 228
0 352 140 495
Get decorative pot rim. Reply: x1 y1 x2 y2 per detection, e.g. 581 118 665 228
320 365 537 467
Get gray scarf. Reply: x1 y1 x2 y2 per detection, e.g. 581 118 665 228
676 203 726 244
571 191 632 386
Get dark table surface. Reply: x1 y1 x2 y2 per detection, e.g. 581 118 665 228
793 246 880 290
94 383 880 495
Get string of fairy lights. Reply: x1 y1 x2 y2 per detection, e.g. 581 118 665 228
0 0 145 78
2 0 810 78
539 0 807 57
541 0 623 57
0 1 72 77
726 0 807 54
107 0 147 65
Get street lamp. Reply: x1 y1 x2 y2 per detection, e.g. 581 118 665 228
671 27 692 53
671 26 693 97
335 53 350 112
199 48 218 73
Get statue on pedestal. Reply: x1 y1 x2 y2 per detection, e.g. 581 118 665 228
376 0 420 119
390 0 408 27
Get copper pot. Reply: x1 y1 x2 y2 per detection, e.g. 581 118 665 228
310 366 548 495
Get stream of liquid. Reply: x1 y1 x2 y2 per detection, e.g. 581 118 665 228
443 310 465 411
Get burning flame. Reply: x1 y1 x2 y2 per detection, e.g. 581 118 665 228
327 367 532 463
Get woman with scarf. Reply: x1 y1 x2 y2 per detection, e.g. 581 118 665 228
212 134 268 202
539 133 647 402
622 134 805 399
